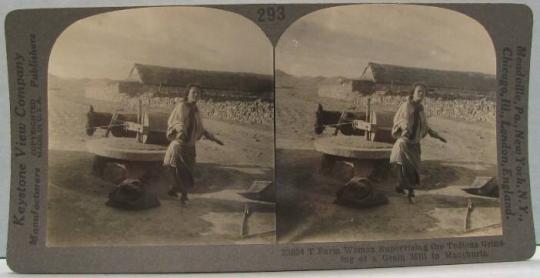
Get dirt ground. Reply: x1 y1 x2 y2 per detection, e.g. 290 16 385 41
47 77 502 246
275 84 501 243
47 85 275 246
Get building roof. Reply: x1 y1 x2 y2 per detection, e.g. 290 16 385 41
129 63 273 93
360 62 496 92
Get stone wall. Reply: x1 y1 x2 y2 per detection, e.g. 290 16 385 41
353 95 496 123
121 95 274 126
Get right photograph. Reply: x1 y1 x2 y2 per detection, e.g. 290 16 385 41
275 4 501 243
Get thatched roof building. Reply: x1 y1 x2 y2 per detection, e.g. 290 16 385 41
128 63 273 93
85 63 274 101
360 62 496 93
317 62 496 101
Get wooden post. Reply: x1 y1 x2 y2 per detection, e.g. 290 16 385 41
138 98 143 124
365 97 371 140
333 111 346 136
136 98 143 142
104 113 119 138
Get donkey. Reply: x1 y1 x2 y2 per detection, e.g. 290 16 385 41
314 104 366 136
85 105 137 137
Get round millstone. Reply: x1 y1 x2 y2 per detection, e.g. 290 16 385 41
86 137 167 161
314 136 393 159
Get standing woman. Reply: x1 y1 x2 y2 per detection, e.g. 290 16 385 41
389 83 447 204
163 84 223 206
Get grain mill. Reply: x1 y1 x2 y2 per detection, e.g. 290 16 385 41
84 100 173 180
313 98 396 179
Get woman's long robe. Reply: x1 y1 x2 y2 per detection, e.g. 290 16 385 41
389 97 430 189
163 100 206 192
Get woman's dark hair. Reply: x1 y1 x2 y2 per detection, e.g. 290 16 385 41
409 82 428 97
185 83 203 97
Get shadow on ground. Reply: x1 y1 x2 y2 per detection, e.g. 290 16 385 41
49 150 272 196
47 149 275 246
276 148 500 243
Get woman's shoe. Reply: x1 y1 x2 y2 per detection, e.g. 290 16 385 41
180 194 189 207
395 187 406 195
408 195 416 204
168 189 180 198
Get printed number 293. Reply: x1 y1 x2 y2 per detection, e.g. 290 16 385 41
257 6 285 22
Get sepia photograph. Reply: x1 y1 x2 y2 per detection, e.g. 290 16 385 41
4 2 537 273
275 4 501 243
47 7 276 246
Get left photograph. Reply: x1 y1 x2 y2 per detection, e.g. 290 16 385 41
47 7 275 246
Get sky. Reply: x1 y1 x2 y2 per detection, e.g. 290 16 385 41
276 4 496 78
49 7 273 80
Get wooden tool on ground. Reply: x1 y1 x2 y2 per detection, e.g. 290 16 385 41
464 199 474 232
240 204 251 238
